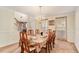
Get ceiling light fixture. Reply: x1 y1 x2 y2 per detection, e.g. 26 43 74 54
39 6 42 21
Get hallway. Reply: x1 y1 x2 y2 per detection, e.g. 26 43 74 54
0 39 78 53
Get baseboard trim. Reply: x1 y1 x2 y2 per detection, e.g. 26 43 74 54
74 43 79 53
67 40 79 53
0 42 18 49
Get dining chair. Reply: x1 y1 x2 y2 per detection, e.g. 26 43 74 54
28 29 34 35
46 35 52 52
19 30 36 53
42 31 52 53
51 31 56 48
19 30 29 53
35 29 40 35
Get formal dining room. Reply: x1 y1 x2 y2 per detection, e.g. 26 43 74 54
0 6 79 53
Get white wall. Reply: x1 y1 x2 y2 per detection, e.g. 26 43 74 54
0 7 19 47
53 12 75 42
75 7 79 51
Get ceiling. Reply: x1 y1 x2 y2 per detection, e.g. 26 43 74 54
5 6 76 17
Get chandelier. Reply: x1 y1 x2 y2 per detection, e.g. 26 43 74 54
39 6 42 20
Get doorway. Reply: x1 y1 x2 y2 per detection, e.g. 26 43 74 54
55 16 67 41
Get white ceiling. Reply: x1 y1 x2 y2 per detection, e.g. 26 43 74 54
5 6 76 17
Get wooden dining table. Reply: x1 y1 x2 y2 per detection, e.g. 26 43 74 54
28 34 48 52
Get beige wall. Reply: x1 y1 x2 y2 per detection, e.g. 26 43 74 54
0 7 19 47
75 7 79 51
67 12 75 42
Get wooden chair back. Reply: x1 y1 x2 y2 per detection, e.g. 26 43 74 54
51 31 56 48
35 29 40 35
28 29 34 35
19 30 29 53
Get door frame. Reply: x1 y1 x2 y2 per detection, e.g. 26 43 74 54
55 16 67 41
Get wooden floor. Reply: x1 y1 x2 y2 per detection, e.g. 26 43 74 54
0 39 78 53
